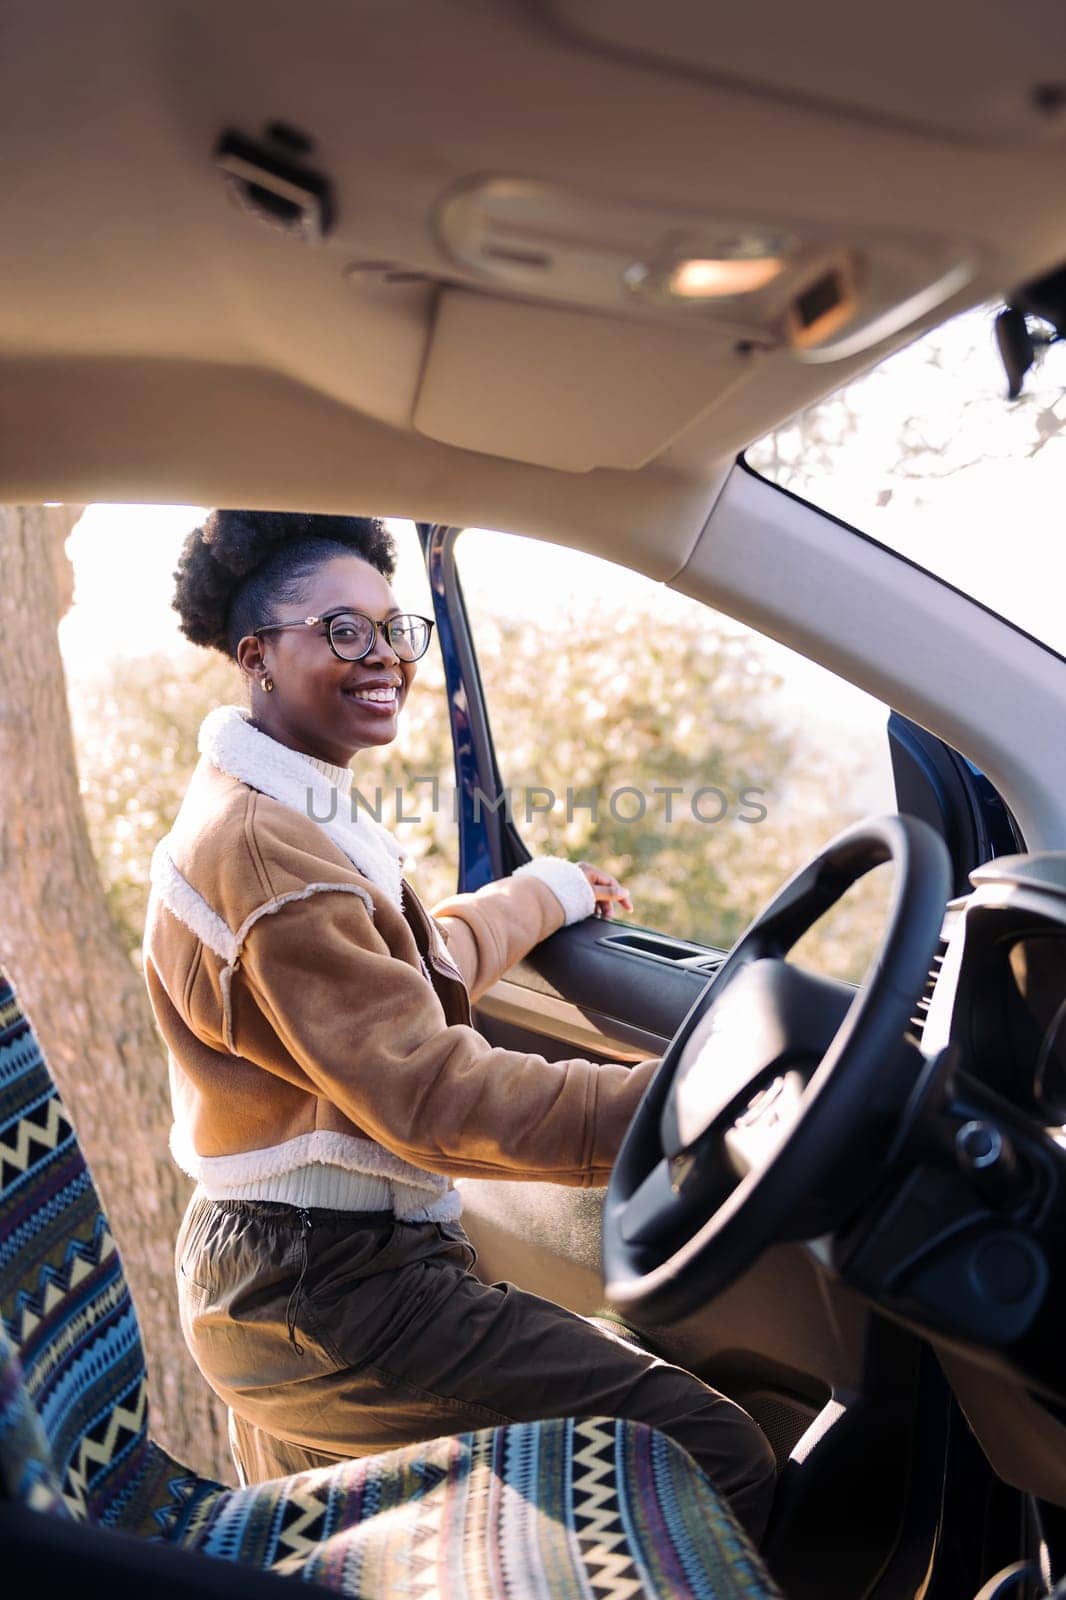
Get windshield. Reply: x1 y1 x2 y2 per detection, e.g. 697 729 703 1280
747 305 1066 656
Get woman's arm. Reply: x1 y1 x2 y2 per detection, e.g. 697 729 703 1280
232 886 656 1184
431 859 631 1000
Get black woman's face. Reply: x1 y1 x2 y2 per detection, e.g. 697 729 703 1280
244 555 418 766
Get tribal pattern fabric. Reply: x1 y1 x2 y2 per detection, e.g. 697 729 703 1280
137 1414 776 1599
0 975 153 1524
0 969 780 1598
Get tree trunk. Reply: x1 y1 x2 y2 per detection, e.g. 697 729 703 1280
0 505 231 1483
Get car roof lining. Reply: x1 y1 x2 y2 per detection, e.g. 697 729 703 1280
0 355 732 581
3 0 1066 547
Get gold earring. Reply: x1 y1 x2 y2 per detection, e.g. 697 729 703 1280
261 674 274 693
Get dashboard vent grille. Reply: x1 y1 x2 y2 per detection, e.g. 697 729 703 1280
910 940 948 1040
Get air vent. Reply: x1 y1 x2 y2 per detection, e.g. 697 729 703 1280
216 127 334 243
910 940 948 1040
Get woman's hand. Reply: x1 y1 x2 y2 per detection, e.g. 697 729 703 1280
578 862 634 920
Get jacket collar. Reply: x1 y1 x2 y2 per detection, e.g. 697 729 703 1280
198 705 405 908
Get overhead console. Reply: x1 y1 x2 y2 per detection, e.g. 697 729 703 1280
434 176 974 360
414 176 973 469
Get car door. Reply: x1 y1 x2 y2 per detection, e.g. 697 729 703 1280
418 517 1021 1600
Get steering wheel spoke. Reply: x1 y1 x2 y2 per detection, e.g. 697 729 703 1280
618 1158 689 1247
619 1140 737 1249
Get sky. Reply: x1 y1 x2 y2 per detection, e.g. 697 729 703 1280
61 503 205 665
56 510 583 669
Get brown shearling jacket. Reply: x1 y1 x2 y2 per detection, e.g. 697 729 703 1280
144 753 657 1190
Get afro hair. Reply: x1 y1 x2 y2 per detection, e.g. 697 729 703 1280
171 510 397 658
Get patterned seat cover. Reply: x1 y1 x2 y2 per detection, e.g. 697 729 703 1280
0 971 778 1598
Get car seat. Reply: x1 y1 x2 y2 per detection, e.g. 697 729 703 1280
0 968 779 1598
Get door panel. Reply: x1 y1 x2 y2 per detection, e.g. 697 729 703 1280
473 982 659 1065
486 917 720 1050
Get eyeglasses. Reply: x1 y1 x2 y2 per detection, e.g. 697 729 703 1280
254 609 435 663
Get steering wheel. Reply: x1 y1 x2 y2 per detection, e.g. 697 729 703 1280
603 814 952 1322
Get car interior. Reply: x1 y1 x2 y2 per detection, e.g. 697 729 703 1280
4 3 1066 1597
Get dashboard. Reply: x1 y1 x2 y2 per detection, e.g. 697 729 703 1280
844 853 1066 1504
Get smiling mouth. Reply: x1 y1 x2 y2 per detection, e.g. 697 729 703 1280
343 685 399 710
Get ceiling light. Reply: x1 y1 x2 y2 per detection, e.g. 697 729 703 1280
666 255 785 299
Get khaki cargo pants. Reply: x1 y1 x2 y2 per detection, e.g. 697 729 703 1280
176 1193 777 1540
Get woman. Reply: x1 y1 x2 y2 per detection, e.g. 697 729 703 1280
144 509 776 1537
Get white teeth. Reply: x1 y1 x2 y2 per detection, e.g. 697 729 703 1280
349 687 397 702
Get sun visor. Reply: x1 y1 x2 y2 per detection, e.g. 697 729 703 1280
412 289 758 473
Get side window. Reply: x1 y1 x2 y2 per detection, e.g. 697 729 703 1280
457 529 896 984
